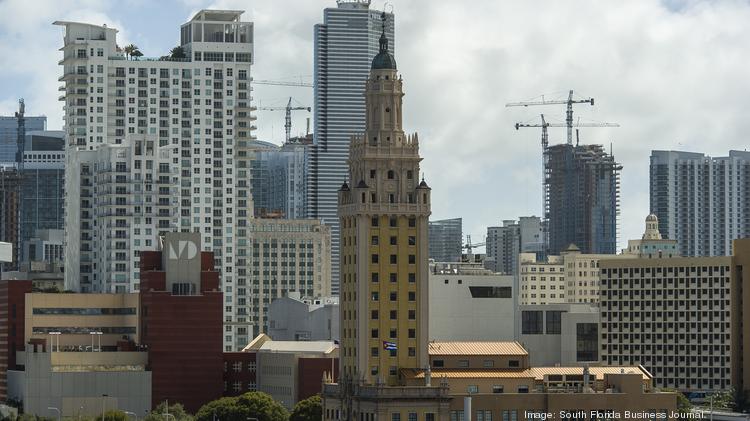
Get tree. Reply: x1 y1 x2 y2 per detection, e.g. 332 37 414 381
290 395 321 421
707 388 736 411
143 402 194 421
131 49 143 60
96 410 128 421
123 44 137 60
661 389 692 414
169 46 186 59
195 392 288 421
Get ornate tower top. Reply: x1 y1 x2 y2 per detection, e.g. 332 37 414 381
643 214 662 240
371 11 396 70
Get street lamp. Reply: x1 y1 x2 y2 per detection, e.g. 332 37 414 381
102 394 109 421
48 406 61 421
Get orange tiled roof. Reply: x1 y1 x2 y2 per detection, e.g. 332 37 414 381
428 341 528 356
404 366 651 381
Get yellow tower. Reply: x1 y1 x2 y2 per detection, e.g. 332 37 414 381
338 11 431 386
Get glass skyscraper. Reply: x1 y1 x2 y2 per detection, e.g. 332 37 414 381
308 0 394 294
0 116 46 164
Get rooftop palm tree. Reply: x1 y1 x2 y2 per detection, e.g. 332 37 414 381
123 44 138 60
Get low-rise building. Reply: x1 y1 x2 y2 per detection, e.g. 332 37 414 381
429 262 515 341
243 334 338 410
516 303 600 366
267 292 339 341
519 254 565 305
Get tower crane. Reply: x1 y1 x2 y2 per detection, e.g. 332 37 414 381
257 97 311 143
506 90 594 146
462 235 486 263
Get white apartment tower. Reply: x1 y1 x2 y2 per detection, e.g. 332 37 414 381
650 150 750 256
56 10 257 350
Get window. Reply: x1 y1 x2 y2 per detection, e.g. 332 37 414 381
371 329 378 338
576 323 598 361
392 414 401 421
372 217 379 227
408 236 416 246
372 236 379 245
371 347 379 357
469 286 512 298
372 273 379 282
508 360 520 367
457 360 469 368
390 292 397 301
388 170 395 179
371 310 379 320
546 310 563 334
372 254 379 264
408 347 416 357
408 291 416 301
408 217 416 227
426 414 435 421
371 292 379 301
409 273 416 283
517 386 529 393
433 359 444 368
483 359 494 368
390 255 397 264
390 273 397 283
408 255 416 264
521 311 543 334
390 310 397 320
408 310 416 320
467 385 479 394
492 385 504 393
408 328 415 338
390 216 397 227
390 236 397 245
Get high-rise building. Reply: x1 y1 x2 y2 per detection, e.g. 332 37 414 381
251 137 309 219
19 130 65 263
308 0 395 294
0 116 46 165
0 167 21 271
337 21 430 384
731 238 750 401
485 216 544 275
428 217 462 263
242 218 332 342
56 10 257 350
650 150 750 256
600 254 735 391
546 143 621 255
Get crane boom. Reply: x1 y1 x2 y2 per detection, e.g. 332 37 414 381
253 79 313 88
257 97 311 142
506 90 594 145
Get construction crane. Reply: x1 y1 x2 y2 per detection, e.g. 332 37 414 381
506 90 594 145
252 79 313 88
462 235 486 263
257 97 311 143
515 115 620 146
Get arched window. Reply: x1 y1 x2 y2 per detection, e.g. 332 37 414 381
387 170 394 179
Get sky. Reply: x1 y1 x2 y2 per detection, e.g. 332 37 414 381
1 0 749 251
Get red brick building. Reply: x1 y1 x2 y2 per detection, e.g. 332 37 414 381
298 357 338 402
222 352 257 396
139 233 223 413
0 280 31 400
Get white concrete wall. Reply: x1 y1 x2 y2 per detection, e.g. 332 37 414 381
428 273 515 341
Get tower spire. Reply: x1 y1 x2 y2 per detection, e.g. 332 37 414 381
371 10 396 70
379 11 388 54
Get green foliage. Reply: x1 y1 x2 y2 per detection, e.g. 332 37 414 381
95 410 128 421
707 388 736 411
290 395 321 421
660 388 692 414
169 46 186 59
143 402 194 421
131 50 143 60
195 392 289 421
18 415 54 421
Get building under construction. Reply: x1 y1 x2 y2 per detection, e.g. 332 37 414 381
546 143 621 255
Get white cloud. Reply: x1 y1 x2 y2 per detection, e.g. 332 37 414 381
2 0 749 249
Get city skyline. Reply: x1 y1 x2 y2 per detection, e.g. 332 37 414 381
2 0 750 249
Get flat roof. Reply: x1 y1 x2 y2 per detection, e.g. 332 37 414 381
429 341 528 356
404 366 651 381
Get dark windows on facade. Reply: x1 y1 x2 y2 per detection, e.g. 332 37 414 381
546 310 564 334
576 323 598 361
468 286 512 298
521 310 543 334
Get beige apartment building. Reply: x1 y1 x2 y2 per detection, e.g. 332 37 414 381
520 215 677 306
600 255 733 391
